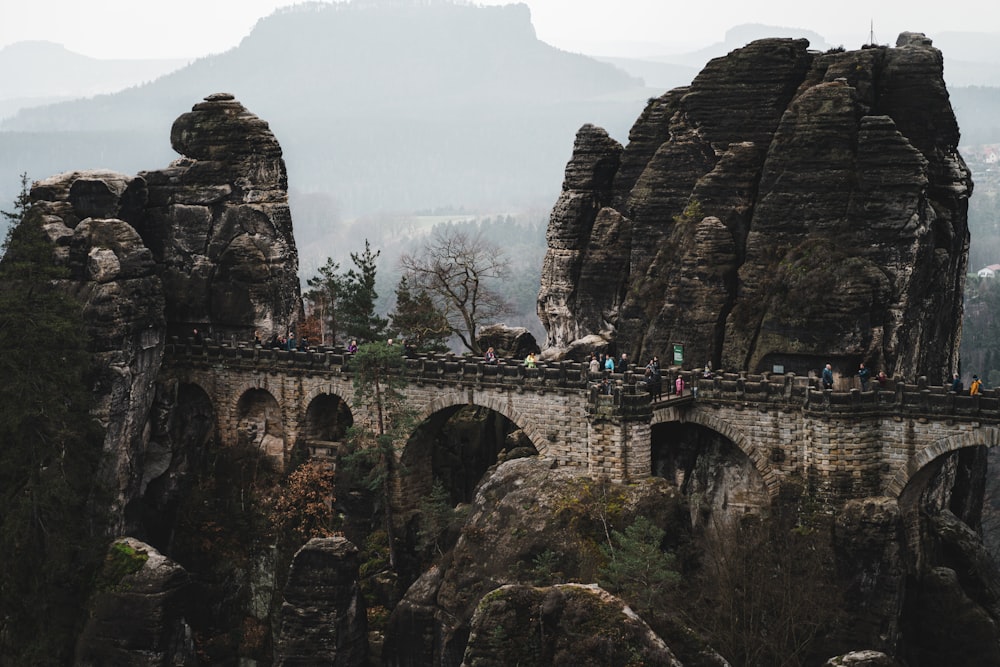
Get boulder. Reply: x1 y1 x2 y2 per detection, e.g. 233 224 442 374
476 324 539 359
75 538 195 667
384 457 686 666
461 583 682 666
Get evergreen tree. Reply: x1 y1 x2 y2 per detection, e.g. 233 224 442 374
304 257 346 346
339 341 414 569
598 515 680 613
0 172 31 256
341 240 389 344
416 479 455 557
389 275 451 353
0 198 105 664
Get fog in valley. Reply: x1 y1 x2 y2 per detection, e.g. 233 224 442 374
3 0 1000 342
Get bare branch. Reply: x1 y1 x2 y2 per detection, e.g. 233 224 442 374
399 228 512 354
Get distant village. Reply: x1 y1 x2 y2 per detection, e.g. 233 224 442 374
962 143 1000 166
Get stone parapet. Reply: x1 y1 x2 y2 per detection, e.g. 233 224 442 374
690 371 1000 422
164 339 593 393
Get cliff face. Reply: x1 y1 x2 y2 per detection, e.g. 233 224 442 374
22 94 300 535
538 33 971 382
29 170 166 534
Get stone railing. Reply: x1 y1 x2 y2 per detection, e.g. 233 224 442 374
164 340 999 422
688 370 1000 420
163 338 605 393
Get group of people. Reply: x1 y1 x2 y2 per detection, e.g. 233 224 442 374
818 362 890 391
260 332 311 352
822 362 985 395
587 352 630 374
586 352 690 401
951 373 984 395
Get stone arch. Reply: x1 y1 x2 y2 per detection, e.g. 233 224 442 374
395 390 544 512
886 427 1000 498
234 387 286 462
414 389 550 458
301 391 354 460
652 405 780 499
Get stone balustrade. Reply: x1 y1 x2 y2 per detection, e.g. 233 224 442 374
684 370 1000 421
165 339 999 421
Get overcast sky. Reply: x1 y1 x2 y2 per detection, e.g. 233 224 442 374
2 0 998 60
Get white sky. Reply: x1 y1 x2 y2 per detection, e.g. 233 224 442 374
1 0 997 60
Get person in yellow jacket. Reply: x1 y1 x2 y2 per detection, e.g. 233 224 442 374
970 374 982 396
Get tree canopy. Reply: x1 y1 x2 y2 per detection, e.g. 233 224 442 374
389 275 451 353
304 240 390 346
0 189 106 664
399 227 512 354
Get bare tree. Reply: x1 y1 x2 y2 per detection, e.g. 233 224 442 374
399 227 512 354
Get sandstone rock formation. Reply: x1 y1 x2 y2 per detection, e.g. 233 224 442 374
461 583 682 666
129 92 301 340
20 93 301 536
384 457 694 666
538 33 971 384
75 537 195 666
475 323 540 359
274 537 368 667
29 171 166 534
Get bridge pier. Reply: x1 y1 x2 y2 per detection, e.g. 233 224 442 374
586 384 653 482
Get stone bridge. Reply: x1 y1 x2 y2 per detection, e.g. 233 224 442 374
160 340 1000 508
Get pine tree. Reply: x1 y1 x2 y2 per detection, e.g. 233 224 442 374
304 257 346 346
417 480 455 557
0 195 105 664
0 172 31 255
339 341 414 569
341 240 389 344
389 275 451 353
598 516 680 613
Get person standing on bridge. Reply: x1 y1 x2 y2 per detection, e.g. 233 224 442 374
675 373 685 396
589 353 601 374
644 360 662 401
616 353 629 374
858 362 871 391
822 364 834 390
604 355 615 372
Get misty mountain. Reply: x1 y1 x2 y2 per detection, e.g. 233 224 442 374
0 41 188 118
654 23 835 68
607 23 1000 91
0 1 652 224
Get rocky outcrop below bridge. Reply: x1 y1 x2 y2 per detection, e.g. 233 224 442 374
538 32 972 386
